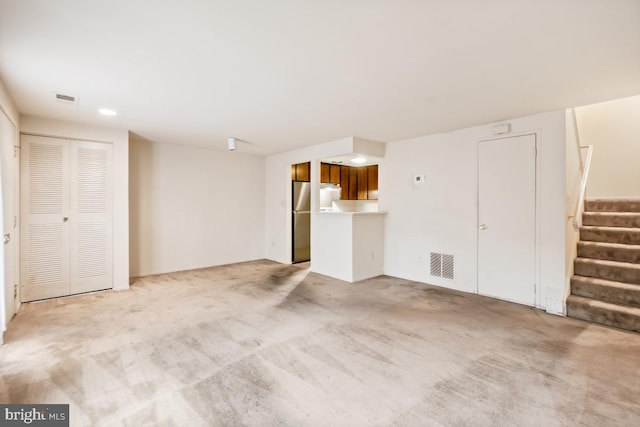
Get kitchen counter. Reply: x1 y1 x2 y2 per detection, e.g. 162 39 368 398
311 211 385 282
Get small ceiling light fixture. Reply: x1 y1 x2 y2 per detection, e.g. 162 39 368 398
351 156 367 164
98 108 117 116
227 137 237 151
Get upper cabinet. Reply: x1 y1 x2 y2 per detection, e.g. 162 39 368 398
357 167 368 200
320 163 342 185
291 162 310 182
320 163 331 183
321 162 378 200
367 165 378 200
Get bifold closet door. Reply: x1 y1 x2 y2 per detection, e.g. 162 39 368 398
21 135 71 301
69 141 113 295
21 135 113 302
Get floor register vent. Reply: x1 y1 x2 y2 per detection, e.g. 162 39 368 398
430 252 454 280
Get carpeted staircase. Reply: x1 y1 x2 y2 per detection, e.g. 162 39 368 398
567 198 640 333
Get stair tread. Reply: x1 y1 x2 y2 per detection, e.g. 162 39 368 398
578 241 640 249
580 225 640 232
571 275 640 290
586 198 640 203
584 212 640 216
580 226 640 246
575 257 640 268
567 295 640 315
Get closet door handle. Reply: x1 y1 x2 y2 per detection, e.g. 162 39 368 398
63 217 69 222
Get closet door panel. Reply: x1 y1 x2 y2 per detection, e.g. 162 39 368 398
69 141 113 294
20 135 70 301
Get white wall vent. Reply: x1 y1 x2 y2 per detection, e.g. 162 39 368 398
55 93 78 105
430 252 455 280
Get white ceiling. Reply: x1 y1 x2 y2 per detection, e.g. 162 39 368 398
1 1 639 155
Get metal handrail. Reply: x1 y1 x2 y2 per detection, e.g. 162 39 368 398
570 145 594 231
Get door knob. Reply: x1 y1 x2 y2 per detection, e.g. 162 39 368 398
3 233 9 244
479 224 488 230
63 217 69 222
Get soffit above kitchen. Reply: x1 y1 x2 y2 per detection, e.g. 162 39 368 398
0 0 639 156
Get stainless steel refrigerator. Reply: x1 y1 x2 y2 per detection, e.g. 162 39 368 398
292 181 311 263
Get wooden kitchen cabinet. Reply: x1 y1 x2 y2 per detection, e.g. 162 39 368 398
321 162 342 184
367 165 378 200
292 162 310 182
357 167 368 200
320 163 331 183
340 165 350 200
348 167 358 200
336 164 378 200
329 164 341 184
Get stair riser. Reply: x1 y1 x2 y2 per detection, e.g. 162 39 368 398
574 261 640 285
571 280 640 307
577 243 640 264
582 213 640 228
580 228 640 245
585 200 640 213
567 299 640 333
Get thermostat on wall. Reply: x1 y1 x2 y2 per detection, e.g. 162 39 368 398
414 174 425 184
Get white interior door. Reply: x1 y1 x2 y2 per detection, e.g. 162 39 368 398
478 134 536 306
21 135 70 301
21 135 113 302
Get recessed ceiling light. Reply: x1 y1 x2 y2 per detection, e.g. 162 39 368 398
351 156 367 164
98 108 117 116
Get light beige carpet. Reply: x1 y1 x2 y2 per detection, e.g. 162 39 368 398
1 260 639 426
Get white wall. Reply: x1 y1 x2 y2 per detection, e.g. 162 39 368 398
20 116 130 290
0 78 20 338
381 111 567 313
576 95 640 198
129 138 265 277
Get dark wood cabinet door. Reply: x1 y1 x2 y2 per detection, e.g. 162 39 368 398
340 165 350 199
357 167 368 200
295 162 310 182
367 165 378 200
320 163 330 183
348 167 358 200
329 164 341 184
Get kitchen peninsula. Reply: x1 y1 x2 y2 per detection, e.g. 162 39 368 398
311 211 386 282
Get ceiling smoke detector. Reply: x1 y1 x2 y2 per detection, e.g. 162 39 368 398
228 137 237 151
